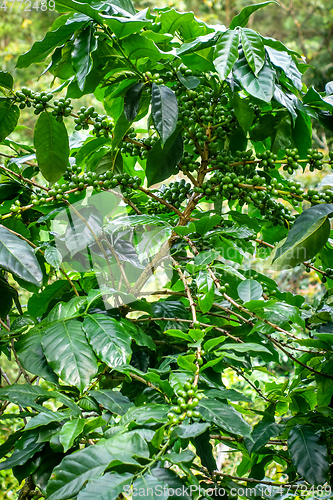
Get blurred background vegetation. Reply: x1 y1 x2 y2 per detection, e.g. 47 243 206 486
0 0 332 497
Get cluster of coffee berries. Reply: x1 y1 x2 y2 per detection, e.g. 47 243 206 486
307 148 324 171
167 379 203 425
257 150 278 172
52 98 73 121
162 180 192 208
121 132 159 160
15 88 54 113
144 71 164 85
282 148 300 174
10 200 22 213
74 106 114 137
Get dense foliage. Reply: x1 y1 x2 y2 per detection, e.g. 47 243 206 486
0 1 333 498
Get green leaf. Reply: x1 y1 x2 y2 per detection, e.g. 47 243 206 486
83 314 132 368
28 280 70 318
241 28 265 75
231 93 255 132
34 111 69 184
46 296 87 323
16 327 58 384
112 112 132 150
230 1 278 29
25 412 68 431
146 131 183 186
0 432 44 471
0 384 50 409
218 342 271 354
107 0 135 15
89 390 134 415
103 15 152 39
124 82 143 122
151 83 178 144
194 429 216 472
55 0 102 22
122 34 171 62
177 32 218 56
159 8 194 34
0 276 18 319
0 98 20 142
77 472 134 500
213 29 239 80
132 474 168 500
272 204 333 269
59 418 86 452
45 444 114 500
72 24 97 91
0 71 13 91
247 421 283 452
16 21 85 68
288 425 329 485
233 54 275 103
44 246 63 270
0 225 43 286
198 398 251 437
41 320 98 392
237 279 263 301
172 422 210 439
64 205 103 257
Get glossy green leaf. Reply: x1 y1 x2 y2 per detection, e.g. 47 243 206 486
194 429 216 472
103 15 152 39
83 314 132 367
72 24 97 90
89 389 134 415
213 29 239 80
124 82 143 121
146 131 183 186
41 320 98 392
159 8 194 34
46 444 114 500
25 411 68 431
0 71 13 91
233 54 275 102
218 342 271 354
0 433 44 471
172 422 210 439
46 296 87 323
64 205 103 256
59 418 86 452
272 204 333 269
241 28 265 75
288 425 329 485
122 34 171 62
198 398 251 437
230 1 278 29
77 472 134 500
28 280 70 318
231 93 255 132
16 327 58 384
0 98 19 142
0 276 18 319
133 474 168 500
16 21 85 68
0 225 43 286
34 111 69 184
238 279 263 301
44 246 63 270
151 83 178 144
55 0 102 22
247 422 283 452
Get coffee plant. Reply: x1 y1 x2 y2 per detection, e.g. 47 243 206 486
0 1 333 498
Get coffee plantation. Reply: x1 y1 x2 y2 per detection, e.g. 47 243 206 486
0 0 333 498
